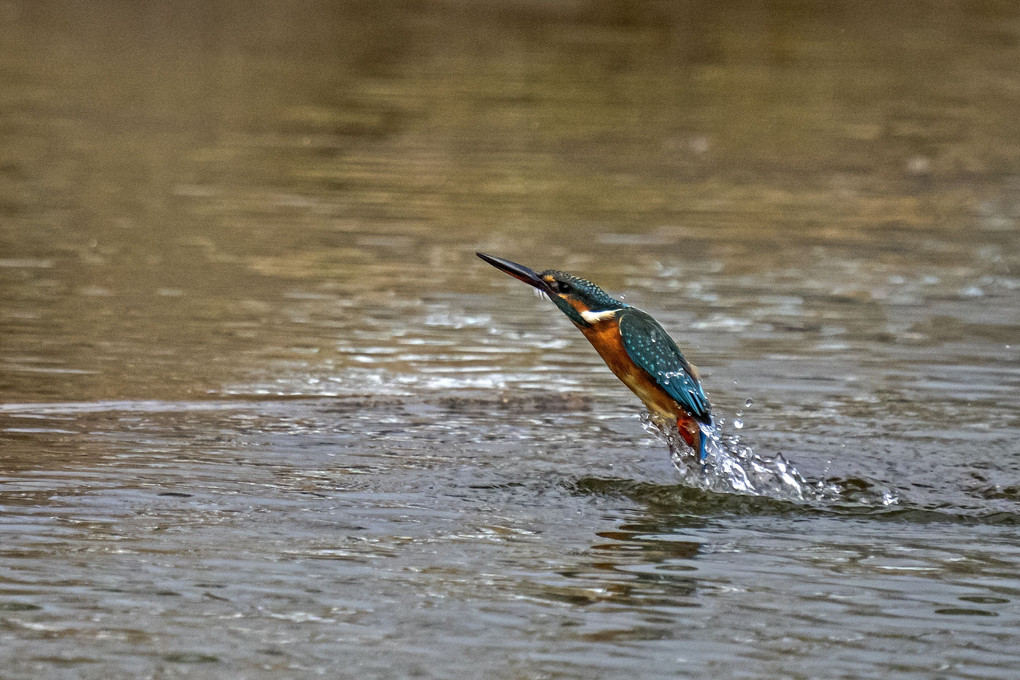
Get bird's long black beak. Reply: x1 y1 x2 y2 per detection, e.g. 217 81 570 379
476 252 550 292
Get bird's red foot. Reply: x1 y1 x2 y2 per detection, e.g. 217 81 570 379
677 415 701 453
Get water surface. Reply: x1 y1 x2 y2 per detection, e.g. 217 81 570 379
1 2 1019 678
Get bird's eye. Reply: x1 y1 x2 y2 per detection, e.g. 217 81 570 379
555 281 572 295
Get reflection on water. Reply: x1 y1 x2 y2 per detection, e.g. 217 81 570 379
2 1 1020 678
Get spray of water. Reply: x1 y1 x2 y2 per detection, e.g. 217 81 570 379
641 411 896 506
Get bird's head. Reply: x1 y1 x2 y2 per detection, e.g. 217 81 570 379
477 252 628 327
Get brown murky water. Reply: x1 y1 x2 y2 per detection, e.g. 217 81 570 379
1 2 1019 678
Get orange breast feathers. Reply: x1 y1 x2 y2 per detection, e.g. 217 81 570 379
578 318 682 422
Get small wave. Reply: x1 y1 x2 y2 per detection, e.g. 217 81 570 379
569 476 1020 525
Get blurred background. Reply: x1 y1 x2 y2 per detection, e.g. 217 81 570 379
2 0 1016 403
1 1 1018 678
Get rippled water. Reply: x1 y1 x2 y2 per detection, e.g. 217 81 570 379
2 2 1019 678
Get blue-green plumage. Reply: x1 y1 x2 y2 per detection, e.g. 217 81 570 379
538 270 625 326
617 309 712 424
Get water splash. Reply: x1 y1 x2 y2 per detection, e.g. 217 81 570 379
641 413 897 506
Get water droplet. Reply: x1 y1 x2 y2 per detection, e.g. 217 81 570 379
733 419 743 429
744 398 753 407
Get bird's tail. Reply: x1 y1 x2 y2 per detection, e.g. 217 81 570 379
697 416 715 462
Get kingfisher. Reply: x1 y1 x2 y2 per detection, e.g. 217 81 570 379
477 252 713 460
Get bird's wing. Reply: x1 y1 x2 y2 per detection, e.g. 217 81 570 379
618 309 712 423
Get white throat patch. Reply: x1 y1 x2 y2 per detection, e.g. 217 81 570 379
579 309 618 324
